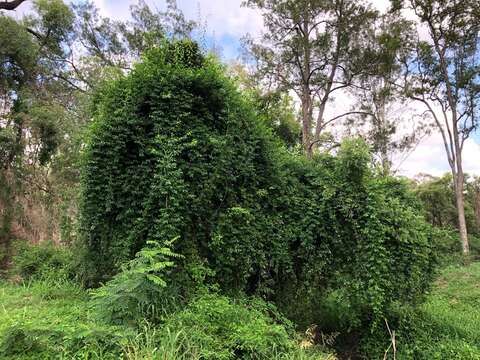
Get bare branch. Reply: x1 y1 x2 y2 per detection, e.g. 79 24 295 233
0 0 27 11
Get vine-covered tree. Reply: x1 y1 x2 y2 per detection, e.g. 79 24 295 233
80 40 435 331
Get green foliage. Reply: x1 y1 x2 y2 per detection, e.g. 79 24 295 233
250 91 301 149
0 278 127 360
0 15 38 89
91 238 183 325
0 279 334 360
157 294 294 360
30 0 74 55
414 174 480 235
79 40 435 331
375 263 480 359
10 241 74 282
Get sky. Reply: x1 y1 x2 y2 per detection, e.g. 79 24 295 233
10 0 480 178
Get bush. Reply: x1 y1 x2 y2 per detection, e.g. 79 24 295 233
79 39 436 330
0 324 127 359
431 227 480 265
10 241 74 282
157 293 294 360
360 262 480 359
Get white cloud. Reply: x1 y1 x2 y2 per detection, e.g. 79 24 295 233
396 133 480 178
395 133 450 177
91 0 132 20
90 0 264 38
178 0 264 38
462 140 480 176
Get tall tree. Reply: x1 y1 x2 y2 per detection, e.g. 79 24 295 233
349 13 430 174
0 0 78 261
73 0 196 73
244 0 377 156
0 0 198 252
395 0 480 255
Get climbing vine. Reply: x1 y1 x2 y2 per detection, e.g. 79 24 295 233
79 40 435 327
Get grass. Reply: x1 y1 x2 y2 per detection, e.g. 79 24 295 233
6 261 480 359
0 279 127 359
0 279 335 359
395 262 480 359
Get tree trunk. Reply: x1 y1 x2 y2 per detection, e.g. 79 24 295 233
301 13 312 158
302 93 312 157
455 173 469 255
377 96 390 175
453 159 470 255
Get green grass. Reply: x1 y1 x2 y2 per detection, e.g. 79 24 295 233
3 263 480 359
0 279 335 359
0 279 127 359
395 262 480 359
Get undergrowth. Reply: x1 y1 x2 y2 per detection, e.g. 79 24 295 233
0 278 334 359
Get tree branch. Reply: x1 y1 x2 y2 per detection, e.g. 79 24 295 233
0 0 27 11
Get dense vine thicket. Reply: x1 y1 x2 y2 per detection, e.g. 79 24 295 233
79 40 435 327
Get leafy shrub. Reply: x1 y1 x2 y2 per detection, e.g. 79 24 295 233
361 262 480 359
10 241 74 281
79 39 436 329
0 277 333 360
414 173 480 236
0 326 45 356
91 238 183 325
157 293 294 360
431 226 480 265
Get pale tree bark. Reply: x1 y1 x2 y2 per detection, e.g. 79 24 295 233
434 34 470 256
394 0 480 256
300 12 313 157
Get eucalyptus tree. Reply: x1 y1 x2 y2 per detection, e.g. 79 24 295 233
394 0 480 255
244 0 377 156
0 0 198 249
73 0 196 74
350 13 431 174
0 0 77 259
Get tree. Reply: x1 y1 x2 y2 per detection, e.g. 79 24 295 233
73 0 196 73
0 0 197 257
79 41 435 329
414 173 480 236
395 0 480 255
0 0 78 264
348 13 430 174
228 62 301 148
244 0 377 156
